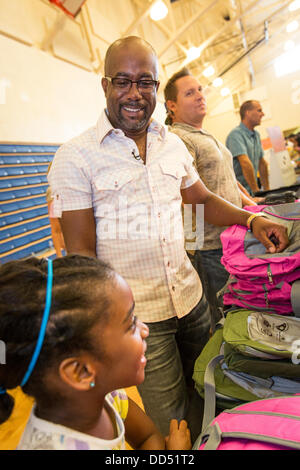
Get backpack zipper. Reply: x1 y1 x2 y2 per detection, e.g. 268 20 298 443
267 264 273 284
263 209 300 221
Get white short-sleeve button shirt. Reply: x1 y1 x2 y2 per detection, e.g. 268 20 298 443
48 111 202 322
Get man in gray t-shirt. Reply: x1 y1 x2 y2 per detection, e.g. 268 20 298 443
164 68 257 325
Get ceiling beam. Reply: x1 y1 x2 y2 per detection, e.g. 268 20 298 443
157 0 221 58
122 0 157 37
177 0 262 71
40 10 67 51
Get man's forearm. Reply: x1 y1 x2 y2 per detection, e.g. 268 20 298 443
61 208 97 258
241 163 259 192
237 155 259 193
203 192 251 227
259 159 270 191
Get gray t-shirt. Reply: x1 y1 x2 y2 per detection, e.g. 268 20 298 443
171 122 242 251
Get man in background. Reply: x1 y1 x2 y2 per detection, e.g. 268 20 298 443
226 100 270 195
164 68 257 326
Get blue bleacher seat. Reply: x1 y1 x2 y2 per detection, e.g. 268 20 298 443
0 206 48 226
0 239 53 263
0 186 47 201
0 227 51 253
0 196 47 214
0 175 48 188
0 142 60 261
0 144 59 153
0 168 24 177
0 154 55 165
0 166 46 176
0 216 49 241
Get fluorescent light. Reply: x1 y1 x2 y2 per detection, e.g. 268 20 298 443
186 46 201 62
289 0 300 12
203 65 215 77
150 1 168 21
212 77 223 87
286 20 299 33
284 40 295 51
274 43 300 77
221 87 230 96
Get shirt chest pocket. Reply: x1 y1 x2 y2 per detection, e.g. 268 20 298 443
159 161 187 197
94 170 134 206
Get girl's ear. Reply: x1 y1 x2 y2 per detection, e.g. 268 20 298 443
59 356 97 392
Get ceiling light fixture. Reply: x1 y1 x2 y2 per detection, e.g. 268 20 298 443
220 87 230 97
286 20 299 33
212 77 223 87
150 1 168 21
203 65 215 77
289 0 300 12
186 46 201 62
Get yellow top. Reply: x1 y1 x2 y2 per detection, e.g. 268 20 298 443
0 388 34 450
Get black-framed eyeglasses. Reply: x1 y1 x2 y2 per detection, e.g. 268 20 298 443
105 76 158 92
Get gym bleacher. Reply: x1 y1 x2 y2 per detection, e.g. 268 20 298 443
0 143 60 264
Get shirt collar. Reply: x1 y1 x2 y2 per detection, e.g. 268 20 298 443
96 109 166 144
239 122 255 136
171 122 208 135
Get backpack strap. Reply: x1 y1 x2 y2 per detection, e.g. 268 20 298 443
193 421 223 450
201 354 224 432
291 280 300 317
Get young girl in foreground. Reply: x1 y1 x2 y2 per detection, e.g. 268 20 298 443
0 255 191 450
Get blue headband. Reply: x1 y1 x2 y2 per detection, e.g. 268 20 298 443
0 259 53 395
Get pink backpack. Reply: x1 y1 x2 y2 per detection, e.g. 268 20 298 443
195 395 300 450
220 203 300 315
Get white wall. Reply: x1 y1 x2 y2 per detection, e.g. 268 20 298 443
0 35 102 142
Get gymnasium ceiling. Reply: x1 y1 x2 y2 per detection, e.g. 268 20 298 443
1 0 300 109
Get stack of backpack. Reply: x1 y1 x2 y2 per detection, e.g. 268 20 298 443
193 309 300 406
192 201 300 449
220 202 300 315
193 310 300 450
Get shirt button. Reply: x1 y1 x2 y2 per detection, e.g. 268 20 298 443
172 286 175 291
114 181 118 187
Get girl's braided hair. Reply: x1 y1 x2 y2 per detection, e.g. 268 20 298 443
0 254 115 423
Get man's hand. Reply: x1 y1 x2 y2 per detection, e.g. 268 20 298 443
251 217 289 253
165 419 192 450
